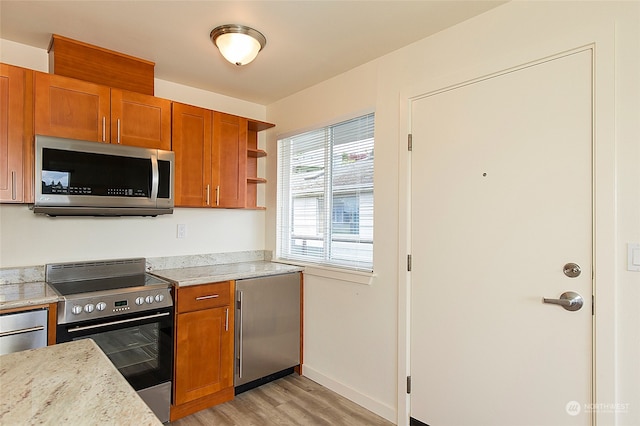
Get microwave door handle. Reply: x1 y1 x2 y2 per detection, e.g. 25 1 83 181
151 155 159 201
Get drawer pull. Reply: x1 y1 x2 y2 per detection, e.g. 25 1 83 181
195 294 219 301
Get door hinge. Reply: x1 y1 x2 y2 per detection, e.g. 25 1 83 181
407 254 412 272
592 295 594 316
408 134 413 151
407 375 412 394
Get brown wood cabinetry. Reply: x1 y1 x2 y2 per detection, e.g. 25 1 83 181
213 112 247 208
34 72 110 142
171 281 235 421
1 64 34 203
110 89 171 150
172 102 212 207
246 120 273 209
34 72 170 149
48 34 155 96
7 57 272 208
172 105 274 209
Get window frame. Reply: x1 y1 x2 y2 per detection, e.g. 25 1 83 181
276 112 375 273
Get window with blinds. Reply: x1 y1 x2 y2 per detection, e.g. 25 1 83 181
277 113 374 271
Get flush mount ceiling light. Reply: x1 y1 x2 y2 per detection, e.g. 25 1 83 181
210 24 266 66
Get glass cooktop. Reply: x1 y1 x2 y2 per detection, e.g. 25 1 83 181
49 274 169 296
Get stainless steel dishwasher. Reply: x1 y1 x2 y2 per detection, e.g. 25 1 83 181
235 272 300 392
0 309 48 355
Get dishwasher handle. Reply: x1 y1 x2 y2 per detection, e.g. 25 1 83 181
237 290 243 379
0 325 45 338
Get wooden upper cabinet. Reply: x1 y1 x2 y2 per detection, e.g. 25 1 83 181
34 72 110 143
34 72 170 150
1 64 33 203
173 109 257 209
213 112 247 208
172 102 212 207
111 89 171 150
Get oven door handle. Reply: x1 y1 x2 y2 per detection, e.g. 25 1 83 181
67 312 170 333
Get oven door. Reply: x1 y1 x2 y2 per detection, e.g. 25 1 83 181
56 308 173 391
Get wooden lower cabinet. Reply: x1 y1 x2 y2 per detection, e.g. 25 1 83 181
171 281 234 421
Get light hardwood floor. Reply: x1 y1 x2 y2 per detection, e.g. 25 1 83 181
171 374 394 426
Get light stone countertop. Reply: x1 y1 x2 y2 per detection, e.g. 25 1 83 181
0 281 59 311
0 339 162 425
152 261 304 287
0 258 303 310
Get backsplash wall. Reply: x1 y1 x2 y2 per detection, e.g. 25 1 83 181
0 205 266 268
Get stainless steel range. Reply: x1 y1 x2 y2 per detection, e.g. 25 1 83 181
47 258 173 423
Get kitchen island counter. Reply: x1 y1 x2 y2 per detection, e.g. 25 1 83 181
0 339 161 425
152 261 303 287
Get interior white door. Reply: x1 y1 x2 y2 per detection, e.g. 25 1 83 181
409 49 593 426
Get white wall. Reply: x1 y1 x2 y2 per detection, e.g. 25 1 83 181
266 2 639 425
0 40 268 268
266 64 401 420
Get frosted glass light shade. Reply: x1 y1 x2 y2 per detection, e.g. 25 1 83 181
210 25 266 66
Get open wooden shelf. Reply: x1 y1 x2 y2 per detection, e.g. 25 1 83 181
247 148 267 158
248 119 275 132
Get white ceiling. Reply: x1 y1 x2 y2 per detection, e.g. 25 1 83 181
0 1 504 105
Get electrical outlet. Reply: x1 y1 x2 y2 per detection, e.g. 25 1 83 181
177 224 187 239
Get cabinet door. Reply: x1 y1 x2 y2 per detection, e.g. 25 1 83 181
213 112 247 208
34 72 110 142
172 103 212 207
110 89 171 150
175 306 233 405
0 64 28 202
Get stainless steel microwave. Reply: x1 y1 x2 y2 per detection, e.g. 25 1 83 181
33 135 174 216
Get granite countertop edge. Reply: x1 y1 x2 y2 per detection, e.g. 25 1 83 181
0 281 59 312
151 261 304 287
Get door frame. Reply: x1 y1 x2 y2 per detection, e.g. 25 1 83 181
397 35 617 425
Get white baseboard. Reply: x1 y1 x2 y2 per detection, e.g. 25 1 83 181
302 365 396 424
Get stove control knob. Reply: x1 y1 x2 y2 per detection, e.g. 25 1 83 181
135 296 145 306
155 294 165 303
84 303 95 313
96 302 107 311
71 305 83 315
145 295 154 304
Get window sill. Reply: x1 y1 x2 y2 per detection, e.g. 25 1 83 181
272 259 374 285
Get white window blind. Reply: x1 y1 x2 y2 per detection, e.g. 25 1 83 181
277 113 374 271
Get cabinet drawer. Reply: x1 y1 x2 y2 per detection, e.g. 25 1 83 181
177 282 230 313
